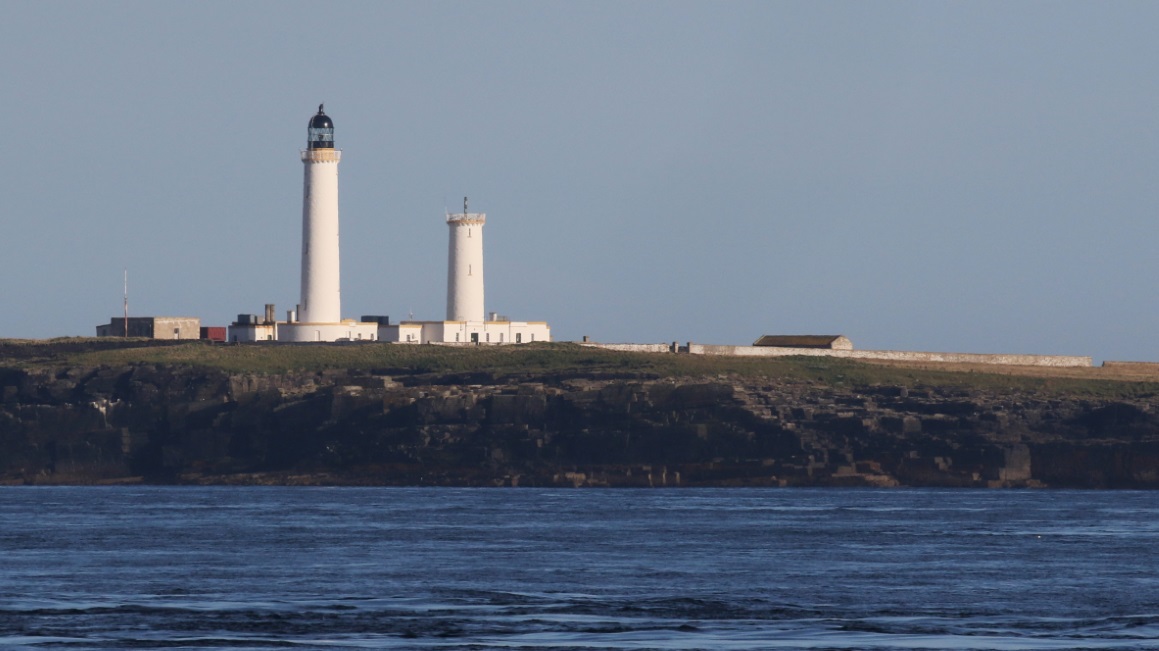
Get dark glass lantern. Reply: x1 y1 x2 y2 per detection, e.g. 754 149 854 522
308 104 334 149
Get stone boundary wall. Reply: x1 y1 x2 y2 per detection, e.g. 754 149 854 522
418 341 538 348
690 344 1091 367
580 342 1091 368
1102 361 1159 369
581 343 673 354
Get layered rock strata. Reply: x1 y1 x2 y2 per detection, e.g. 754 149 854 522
2 364 1158 487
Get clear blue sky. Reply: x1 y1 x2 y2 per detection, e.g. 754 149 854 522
2 2 1156 362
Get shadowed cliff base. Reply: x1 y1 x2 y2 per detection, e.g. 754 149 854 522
2 339 1158 487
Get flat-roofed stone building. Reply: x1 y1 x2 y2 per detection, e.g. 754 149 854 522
753 335 853 350
96 317 201 339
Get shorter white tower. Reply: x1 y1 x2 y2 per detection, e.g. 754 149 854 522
446 197 485 322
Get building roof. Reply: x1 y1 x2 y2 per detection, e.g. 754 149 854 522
752 335 851 349
309 105 333 129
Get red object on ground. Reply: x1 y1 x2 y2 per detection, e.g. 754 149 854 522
200 327 227 342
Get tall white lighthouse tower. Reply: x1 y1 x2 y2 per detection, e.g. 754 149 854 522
298 104 342 325
446 197 486 322
265 105 376 343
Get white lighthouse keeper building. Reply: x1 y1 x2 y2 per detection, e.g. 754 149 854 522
277 105 377 342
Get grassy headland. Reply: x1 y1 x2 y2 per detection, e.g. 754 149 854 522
4 337 1158 400
4 338 1159 487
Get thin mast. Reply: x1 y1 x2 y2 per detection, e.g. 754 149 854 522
123 269 128 337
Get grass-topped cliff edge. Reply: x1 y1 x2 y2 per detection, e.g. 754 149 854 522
2 337 1157 399
3 338 1159 487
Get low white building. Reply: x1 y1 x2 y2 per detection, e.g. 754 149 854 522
379 317 550 344
277 321 378 342
227 322 277 342
227 305 378 342
228 320 379 343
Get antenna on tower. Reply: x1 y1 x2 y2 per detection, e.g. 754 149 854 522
464 196 468 216
123 269 129 338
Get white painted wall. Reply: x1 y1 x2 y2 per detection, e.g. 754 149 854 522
299 149 342 324
378 320 551 344
446 214 485 322
378 323 424 343
504 321 550 344
278 321 377 342
227 323 276 342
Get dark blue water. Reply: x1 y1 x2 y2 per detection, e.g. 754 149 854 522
1 488 1157 650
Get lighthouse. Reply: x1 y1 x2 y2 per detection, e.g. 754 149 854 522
374 197 550 345
226 107 546 345
253 105 376 343
298 104 342 325
446 197 486 322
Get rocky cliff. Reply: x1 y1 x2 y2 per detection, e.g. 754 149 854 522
3 352 1158 487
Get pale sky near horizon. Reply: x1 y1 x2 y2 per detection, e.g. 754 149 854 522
2 2 1157 362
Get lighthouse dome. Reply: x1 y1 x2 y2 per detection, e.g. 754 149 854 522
309 110 333 129
307 104 335 149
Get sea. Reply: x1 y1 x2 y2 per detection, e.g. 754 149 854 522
1 487 1157 651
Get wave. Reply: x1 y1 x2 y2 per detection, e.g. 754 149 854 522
5 594 1159 650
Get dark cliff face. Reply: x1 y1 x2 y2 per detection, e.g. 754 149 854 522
2 363 1158 487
